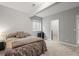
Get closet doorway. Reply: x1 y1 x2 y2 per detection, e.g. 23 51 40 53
76 15 79 44
50 19 59 41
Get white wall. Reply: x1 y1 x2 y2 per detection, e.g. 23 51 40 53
0 5 32 34
43 7 79 45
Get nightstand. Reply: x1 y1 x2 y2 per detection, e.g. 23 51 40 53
0 41 6 50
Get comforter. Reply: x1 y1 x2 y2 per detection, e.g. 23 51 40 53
5 36 47 56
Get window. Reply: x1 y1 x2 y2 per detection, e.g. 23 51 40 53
32 20 42 31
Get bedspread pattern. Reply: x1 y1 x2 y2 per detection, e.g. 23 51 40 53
5 40 47 56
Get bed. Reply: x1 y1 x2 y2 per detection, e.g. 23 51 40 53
5 32 47 56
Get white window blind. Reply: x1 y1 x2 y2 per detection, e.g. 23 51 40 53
32 20 42 31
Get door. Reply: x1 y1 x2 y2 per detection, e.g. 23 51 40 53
77 15 79 44
50 19 59 41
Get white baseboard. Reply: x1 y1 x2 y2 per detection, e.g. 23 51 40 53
60 41 78 47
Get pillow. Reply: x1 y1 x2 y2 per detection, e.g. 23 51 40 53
7 33 16 38
24 32 31 37
16 32 30 38
16 32 24 38
7 31 31 38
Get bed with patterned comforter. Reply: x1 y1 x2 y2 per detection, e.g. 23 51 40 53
5 32 47 56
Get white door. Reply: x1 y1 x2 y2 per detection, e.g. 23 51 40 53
51 20 59 41
76 15 79 44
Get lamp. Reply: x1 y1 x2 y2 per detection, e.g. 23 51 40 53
0 32 6 42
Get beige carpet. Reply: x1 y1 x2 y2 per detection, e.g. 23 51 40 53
41 40 79 56
0 40 79 56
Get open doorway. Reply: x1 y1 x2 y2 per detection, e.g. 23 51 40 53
76 15 79 44
50 19 59 41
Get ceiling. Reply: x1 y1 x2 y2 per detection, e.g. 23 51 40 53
0 2 33 16
0 2 79 17
36 2 79 17
0 2 55 17
32 2 56 14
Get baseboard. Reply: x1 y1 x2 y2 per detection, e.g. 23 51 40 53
60 41 78 47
